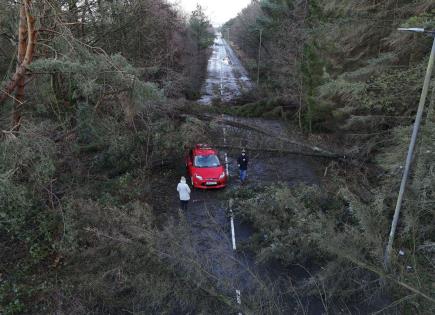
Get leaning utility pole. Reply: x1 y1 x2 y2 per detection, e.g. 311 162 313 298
384 28 435 269
257 29 263 86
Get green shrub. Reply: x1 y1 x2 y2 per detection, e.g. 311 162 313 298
236 184 330 265
0 124 59 314
233 182 402 304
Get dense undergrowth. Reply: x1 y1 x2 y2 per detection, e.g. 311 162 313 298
232 171 434 313
0 75 220 314
222 1 435 313
223 0 435 133
0 1 228 314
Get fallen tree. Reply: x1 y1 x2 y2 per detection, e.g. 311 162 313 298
184 113 351 159
214 143 344 160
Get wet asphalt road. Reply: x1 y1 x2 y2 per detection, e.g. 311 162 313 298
198 33 253 105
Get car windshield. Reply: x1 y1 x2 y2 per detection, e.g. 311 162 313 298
194 154 220 168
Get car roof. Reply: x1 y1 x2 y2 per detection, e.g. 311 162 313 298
193 144 217 156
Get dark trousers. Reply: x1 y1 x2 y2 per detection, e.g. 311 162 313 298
180 200 189 210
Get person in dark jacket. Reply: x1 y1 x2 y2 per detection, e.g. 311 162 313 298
237 149 249 183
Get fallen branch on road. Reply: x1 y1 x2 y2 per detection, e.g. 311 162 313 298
191 113 345 158
214 144 345 160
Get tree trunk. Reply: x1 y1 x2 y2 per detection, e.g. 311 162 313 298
12 1 28 129
0 0 36 131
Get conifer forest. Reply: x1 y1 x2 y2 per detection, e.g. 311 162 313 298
1 1 435 314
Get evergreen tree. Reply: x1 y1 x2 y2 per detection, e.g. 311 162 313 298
189 4 214 50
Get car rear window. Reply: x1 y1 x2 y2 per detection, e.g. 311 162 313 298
194 155 220 168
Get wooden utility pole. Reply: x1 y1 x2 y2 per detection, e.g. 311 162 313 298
257 29 263 86
384 32 435 269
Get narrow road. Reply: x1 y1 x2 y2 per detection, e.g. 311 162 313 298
199 33 253 105
160 33 323 313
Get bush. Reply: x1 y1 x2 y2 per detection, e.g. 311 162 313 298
0 123 59 314
235 184 329 265
233 182 400 305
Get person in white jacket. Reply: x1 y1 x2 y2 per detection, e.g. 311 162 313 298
177 176 191 210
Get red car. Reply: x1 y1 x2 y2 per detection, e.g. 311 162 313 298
186 144 227 189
